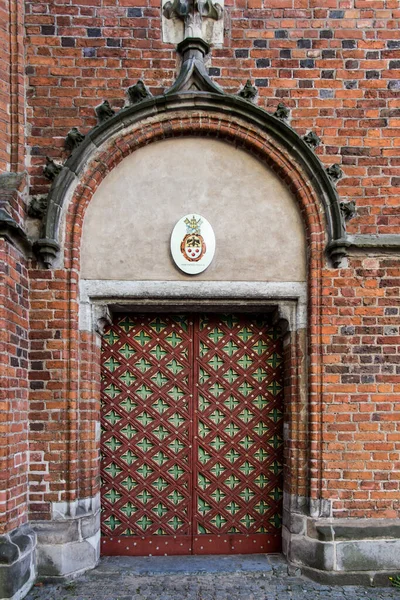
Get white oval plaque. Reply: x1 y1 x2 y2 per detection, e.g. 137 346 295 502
170 214 216 275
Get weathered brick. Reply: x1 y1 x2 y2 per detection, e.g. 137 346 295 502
0 0 398 556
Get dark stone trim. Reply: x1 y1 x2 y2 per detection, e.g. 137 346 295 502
327 235 400 265
0 208 32 257
0 524 36 600
166 38 224 95
308 517 400 542
326 238 351 268
348 234 400 250
37 91 346 267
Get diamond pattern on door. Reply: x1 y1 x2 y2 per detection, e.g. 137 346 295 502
193 314 283 554
101 313 283 556
101 314 193 555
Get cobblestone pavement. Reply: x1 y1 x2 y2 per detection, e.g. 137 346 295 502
25 555 400 600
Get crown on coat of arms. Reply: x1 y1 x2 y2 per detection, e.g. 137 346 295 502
184 216 203 235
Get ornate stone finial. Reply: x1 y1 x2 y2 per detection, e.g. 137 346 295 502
164 0 222 21
238 80 257 102
65 127 85 155
303 131 321 149
326 163 343 183
274 102 290 120
198 0 223 19
162 0 223 45
127 80 153 105
28 195 48 219
43 157 62 181
340 200 356 222
95 100 115 124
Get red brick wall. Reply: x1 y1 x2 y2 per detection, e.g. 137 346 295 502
15 0 400 523
0 0 26 174
28 268 100 520
28 111 326 521
25 259 400 520
321 256 400 518
25 107 400 522
0 0 11 172
0 0 27 233
0 240 29 534
283 328 308 504
24 0 400 235
78 330 101 500
9 0 26 173
28 268 76 520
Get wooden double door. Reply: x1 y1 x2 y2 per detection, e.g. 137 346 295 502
100 313 283 556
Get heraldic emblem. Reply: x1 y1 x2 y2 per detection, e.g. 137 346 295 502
180 215 206 262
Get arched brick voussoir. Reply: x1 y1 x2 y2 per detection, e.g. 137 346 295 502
38 93 342 269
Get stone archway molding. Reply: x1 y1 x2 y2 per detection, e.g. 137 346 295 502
34 38 351 268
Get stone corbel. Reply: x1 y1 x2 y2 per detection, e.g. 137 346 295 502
93 304 112 336
33 238 60 268
326 238 352 268
272 302 299 335
275 317 290 336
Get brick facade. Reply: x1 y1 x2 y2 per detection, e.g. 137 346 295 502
322 256 400 519
0 241 29 535
0 0 26 174
23 0 400 237
0 0 399 597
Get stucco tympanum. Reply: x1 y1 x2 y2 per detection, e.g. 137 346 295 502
81 137 306 282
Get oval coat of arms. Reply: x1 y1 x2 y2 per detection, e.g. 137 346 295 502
171 214 216 275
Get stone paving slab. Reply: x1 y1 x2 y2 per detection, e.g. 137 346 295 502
24 555 400 600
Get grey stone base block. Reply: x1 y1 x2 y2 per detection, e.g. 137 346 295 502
285 516 400 586
337 539 400 572
33 494 100 581
289 533 334 571
37 531 100 582
299 565 396 587
0 524 36 600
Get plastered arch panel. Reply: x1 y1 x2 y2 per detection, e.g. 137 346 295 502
81 137 306 282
